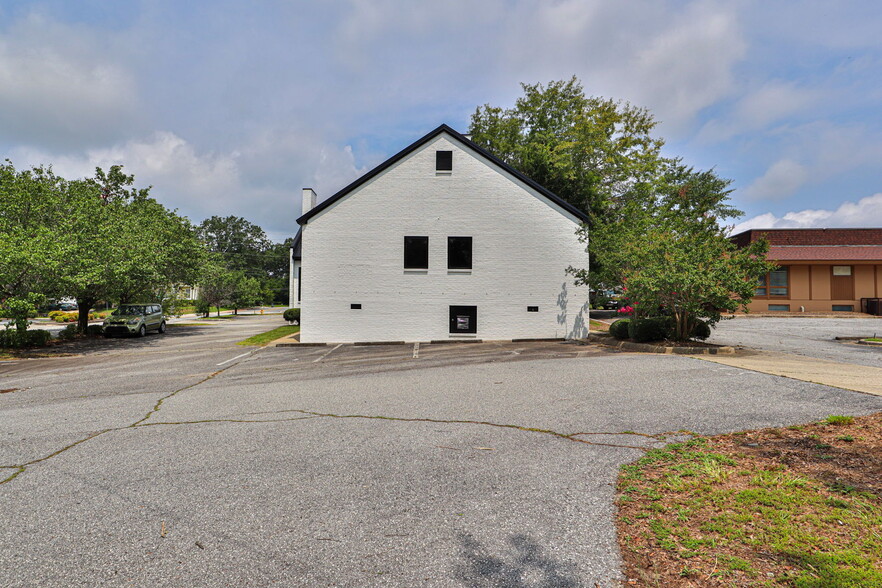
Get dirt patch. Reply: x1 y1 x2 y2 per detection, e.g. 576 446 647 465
616 412 882 586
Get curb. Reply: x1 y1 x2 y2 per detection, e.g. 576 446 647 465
583 333 736 355
857 339 882 346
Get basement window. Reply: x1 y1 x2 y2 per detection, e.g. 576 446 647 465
527 306 539 312
447 236 472 270
832 305 854 312
404 236 429 269
436 150 452 172
768 304 790 312
350 304 362 309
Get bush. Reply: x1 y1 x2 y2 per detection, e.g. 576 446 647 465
691 319 711 341
48 310 64 320
0 329 52 348
283 308 300 324
628 317 673 342
609 319 631 340
86 324 104 337
57 324 79 340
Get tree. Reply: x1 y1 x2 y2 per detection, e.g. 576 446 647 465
196 216 273 274
229 273 261 314
0 161 64 333
52 166 205 331
198 259 237 317
469 77 666 225
574 165 776 340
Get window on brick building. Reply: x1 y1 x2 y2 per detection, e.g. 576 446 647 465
756 267 788 297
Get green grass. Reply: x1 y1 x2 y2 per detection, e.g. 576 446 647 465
864 337 882 342
620 436 882 586
237 325 299 346
825 415 855 426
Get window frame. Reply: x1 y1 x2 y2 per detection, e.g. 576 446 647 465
755 266 789 299
447 236 472 270
435 150 453 172
403 236 429 270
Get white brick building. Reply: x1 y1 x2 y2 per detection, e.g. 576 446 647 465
289 124 590 343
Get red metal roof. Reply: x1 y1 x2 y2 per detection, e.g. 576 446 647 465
768 246 882 261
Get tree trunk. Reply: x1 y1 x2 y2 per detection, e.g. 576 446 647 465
216 306 221 317
76 299 94 333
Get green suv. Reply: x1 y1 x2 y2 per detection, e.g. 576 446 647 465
103 304 166 337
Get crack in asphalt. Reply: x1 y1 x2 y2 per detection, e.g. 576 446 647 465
0 351 262 486
2 349 680 485
245 408 672 450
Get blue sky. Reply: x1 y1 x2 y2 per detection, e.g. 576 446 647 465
2 1 881 240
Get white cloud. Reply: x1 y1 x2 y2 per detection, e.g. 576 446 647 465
698 80 821 142
0 12 140 149
744 159 809 201
732 192 882 233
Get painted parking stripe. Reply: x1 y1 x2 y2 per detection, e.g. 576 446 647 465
412 342 420 359
216 351 252 366
312 344 343 363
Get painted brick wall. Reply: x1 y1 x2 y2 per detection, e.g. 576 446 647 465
299 133 591 343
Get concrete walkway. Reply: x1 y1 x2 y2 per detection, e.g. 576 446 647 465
697 350 882 397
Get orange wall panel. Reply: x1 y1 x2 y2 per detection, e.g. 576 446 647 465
811 264 831 300
854 265 875 299
789 265 810 299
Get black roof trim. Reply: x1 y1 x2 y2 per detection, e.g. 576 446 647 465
296 124 589 225
290 228 302 260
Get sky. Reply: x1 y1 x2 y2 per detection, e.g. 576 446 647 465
2 0 881 241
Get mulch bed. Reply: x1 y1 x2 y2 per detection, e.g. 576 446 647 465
616 412 882 586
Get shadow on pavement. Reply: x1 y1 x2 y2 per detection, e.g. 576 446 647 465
9 325 213 358
454 532 582 587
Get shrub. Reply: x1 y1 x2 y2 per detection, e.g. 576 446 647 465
48 310 64 320
691 319 711 340
86 325 104 337
628 317 673 342
0 329 52 348
57 324 79 340
283 308 300 324
609 319 631 340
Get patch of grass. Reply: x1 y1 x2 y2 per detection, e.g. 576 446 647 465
237 325 299 347
864 337 882 342
616 414 882 587
838 435 855 442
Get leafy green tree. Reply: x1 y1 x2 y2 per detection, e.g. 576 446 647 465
53 166 204 331
199 258 237 316
229 273 261 314
0 161 64 320
196 216 273 274
469 76 665 224
574 166 776 340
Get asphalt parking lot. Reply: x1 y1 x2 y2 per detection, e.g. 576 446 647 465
3 315 882 587
709 316 882 367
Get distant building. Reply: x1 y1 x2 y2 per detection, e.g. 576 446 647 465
288 124 591 343
731 228 882 314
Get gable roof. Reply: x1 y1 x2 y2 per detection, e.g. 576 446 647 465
296 124 589 226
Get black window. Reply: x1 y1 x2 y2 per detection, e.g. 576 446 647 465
404 236 429 269
350 304 362 309
527 306 539 312
449 305 477 334
447 236 472 269
436 150 452 171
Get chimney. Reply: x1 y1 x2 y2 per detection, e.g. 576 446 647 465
302 188 317 216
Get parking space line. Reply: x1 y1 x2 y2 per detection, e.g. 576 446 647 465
312 344 343 363
412 342 419 359
216 351 252 366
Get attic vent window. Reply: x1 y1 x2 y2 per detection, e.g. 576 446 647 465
436 150 452 171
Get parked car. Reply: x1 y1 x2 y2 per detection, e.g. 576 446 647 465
59 302 78 311
103 304 165 337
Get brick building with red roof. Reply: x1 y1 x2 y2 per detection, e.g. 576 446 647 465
730 228 882 314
